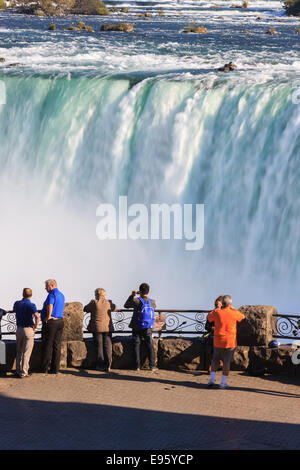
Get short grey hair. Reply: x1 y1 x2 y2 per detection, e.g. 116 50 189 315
45 279 57 288
222 295 232 307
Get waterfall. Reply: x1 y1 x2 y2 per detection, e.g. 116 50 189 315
0 74 299 311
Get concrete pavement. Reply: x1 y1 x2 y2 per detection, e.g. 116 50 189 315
0 368 299 450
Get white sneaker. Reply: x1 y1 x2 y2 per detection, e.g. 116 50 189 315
219 383 229 389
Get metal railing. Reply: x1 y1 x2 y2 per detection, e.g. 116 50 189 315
272 314 300 341
83 309 211 336
1 310 299 340
1 309 211 338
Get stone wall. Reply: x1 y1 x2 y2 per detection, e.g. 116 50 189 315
0 303 299 377
1 337 299 377
0 337 300 377
67 338 299 377
237 305 278 346
62 302 84 342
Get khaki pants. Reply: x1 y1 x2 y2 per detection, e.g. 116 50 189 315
16 326 34 377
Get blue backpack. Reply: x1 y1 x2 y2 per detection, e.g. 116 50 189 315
137 297 155 329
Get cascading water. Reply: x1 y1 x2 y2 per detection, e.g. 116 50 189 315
0 0 299 312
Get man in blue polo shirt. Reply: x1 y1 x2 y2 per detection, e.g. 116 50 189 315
13 288 40 378
41 279 65 375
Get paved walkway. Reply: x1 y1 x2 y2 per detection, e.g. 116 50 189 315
0 368 299 450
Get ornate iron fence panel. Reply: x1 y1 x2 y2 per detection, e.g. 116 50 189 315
1 311 17 335
273 314 300 340
3 310 299 340
1 309 211 337
0 311 42 337
83 309 210 336
156 310 209 335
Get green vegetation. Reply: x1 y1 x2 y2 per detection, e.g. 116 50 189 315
34 9 46 15
183 24 208 33
136 12 152 18
16 0 109 16
84 25 95 32
68 21 95 32
0 0 6 10
230 1 249 7
266 27 276 34
17 0 73 15
100 23 134 32
73 0 110 15
284 0 300 15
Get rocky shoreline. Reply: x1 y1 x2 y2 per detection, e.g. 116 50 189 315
3 0 110 16
2 0 300 16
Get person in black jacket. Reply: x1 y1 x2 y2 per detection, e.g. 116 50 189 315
124 283 156 371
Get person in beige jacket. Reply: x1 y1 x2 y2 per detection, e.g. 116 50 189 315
84 288 117 372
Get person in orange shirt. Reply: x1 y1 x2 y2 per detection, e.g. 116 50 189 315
206 295 245 389
205 295 223 372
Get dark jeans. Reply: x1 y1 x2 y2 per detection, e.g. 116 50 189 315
41 318 64 373
93 332 112 370
132 328 155 369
